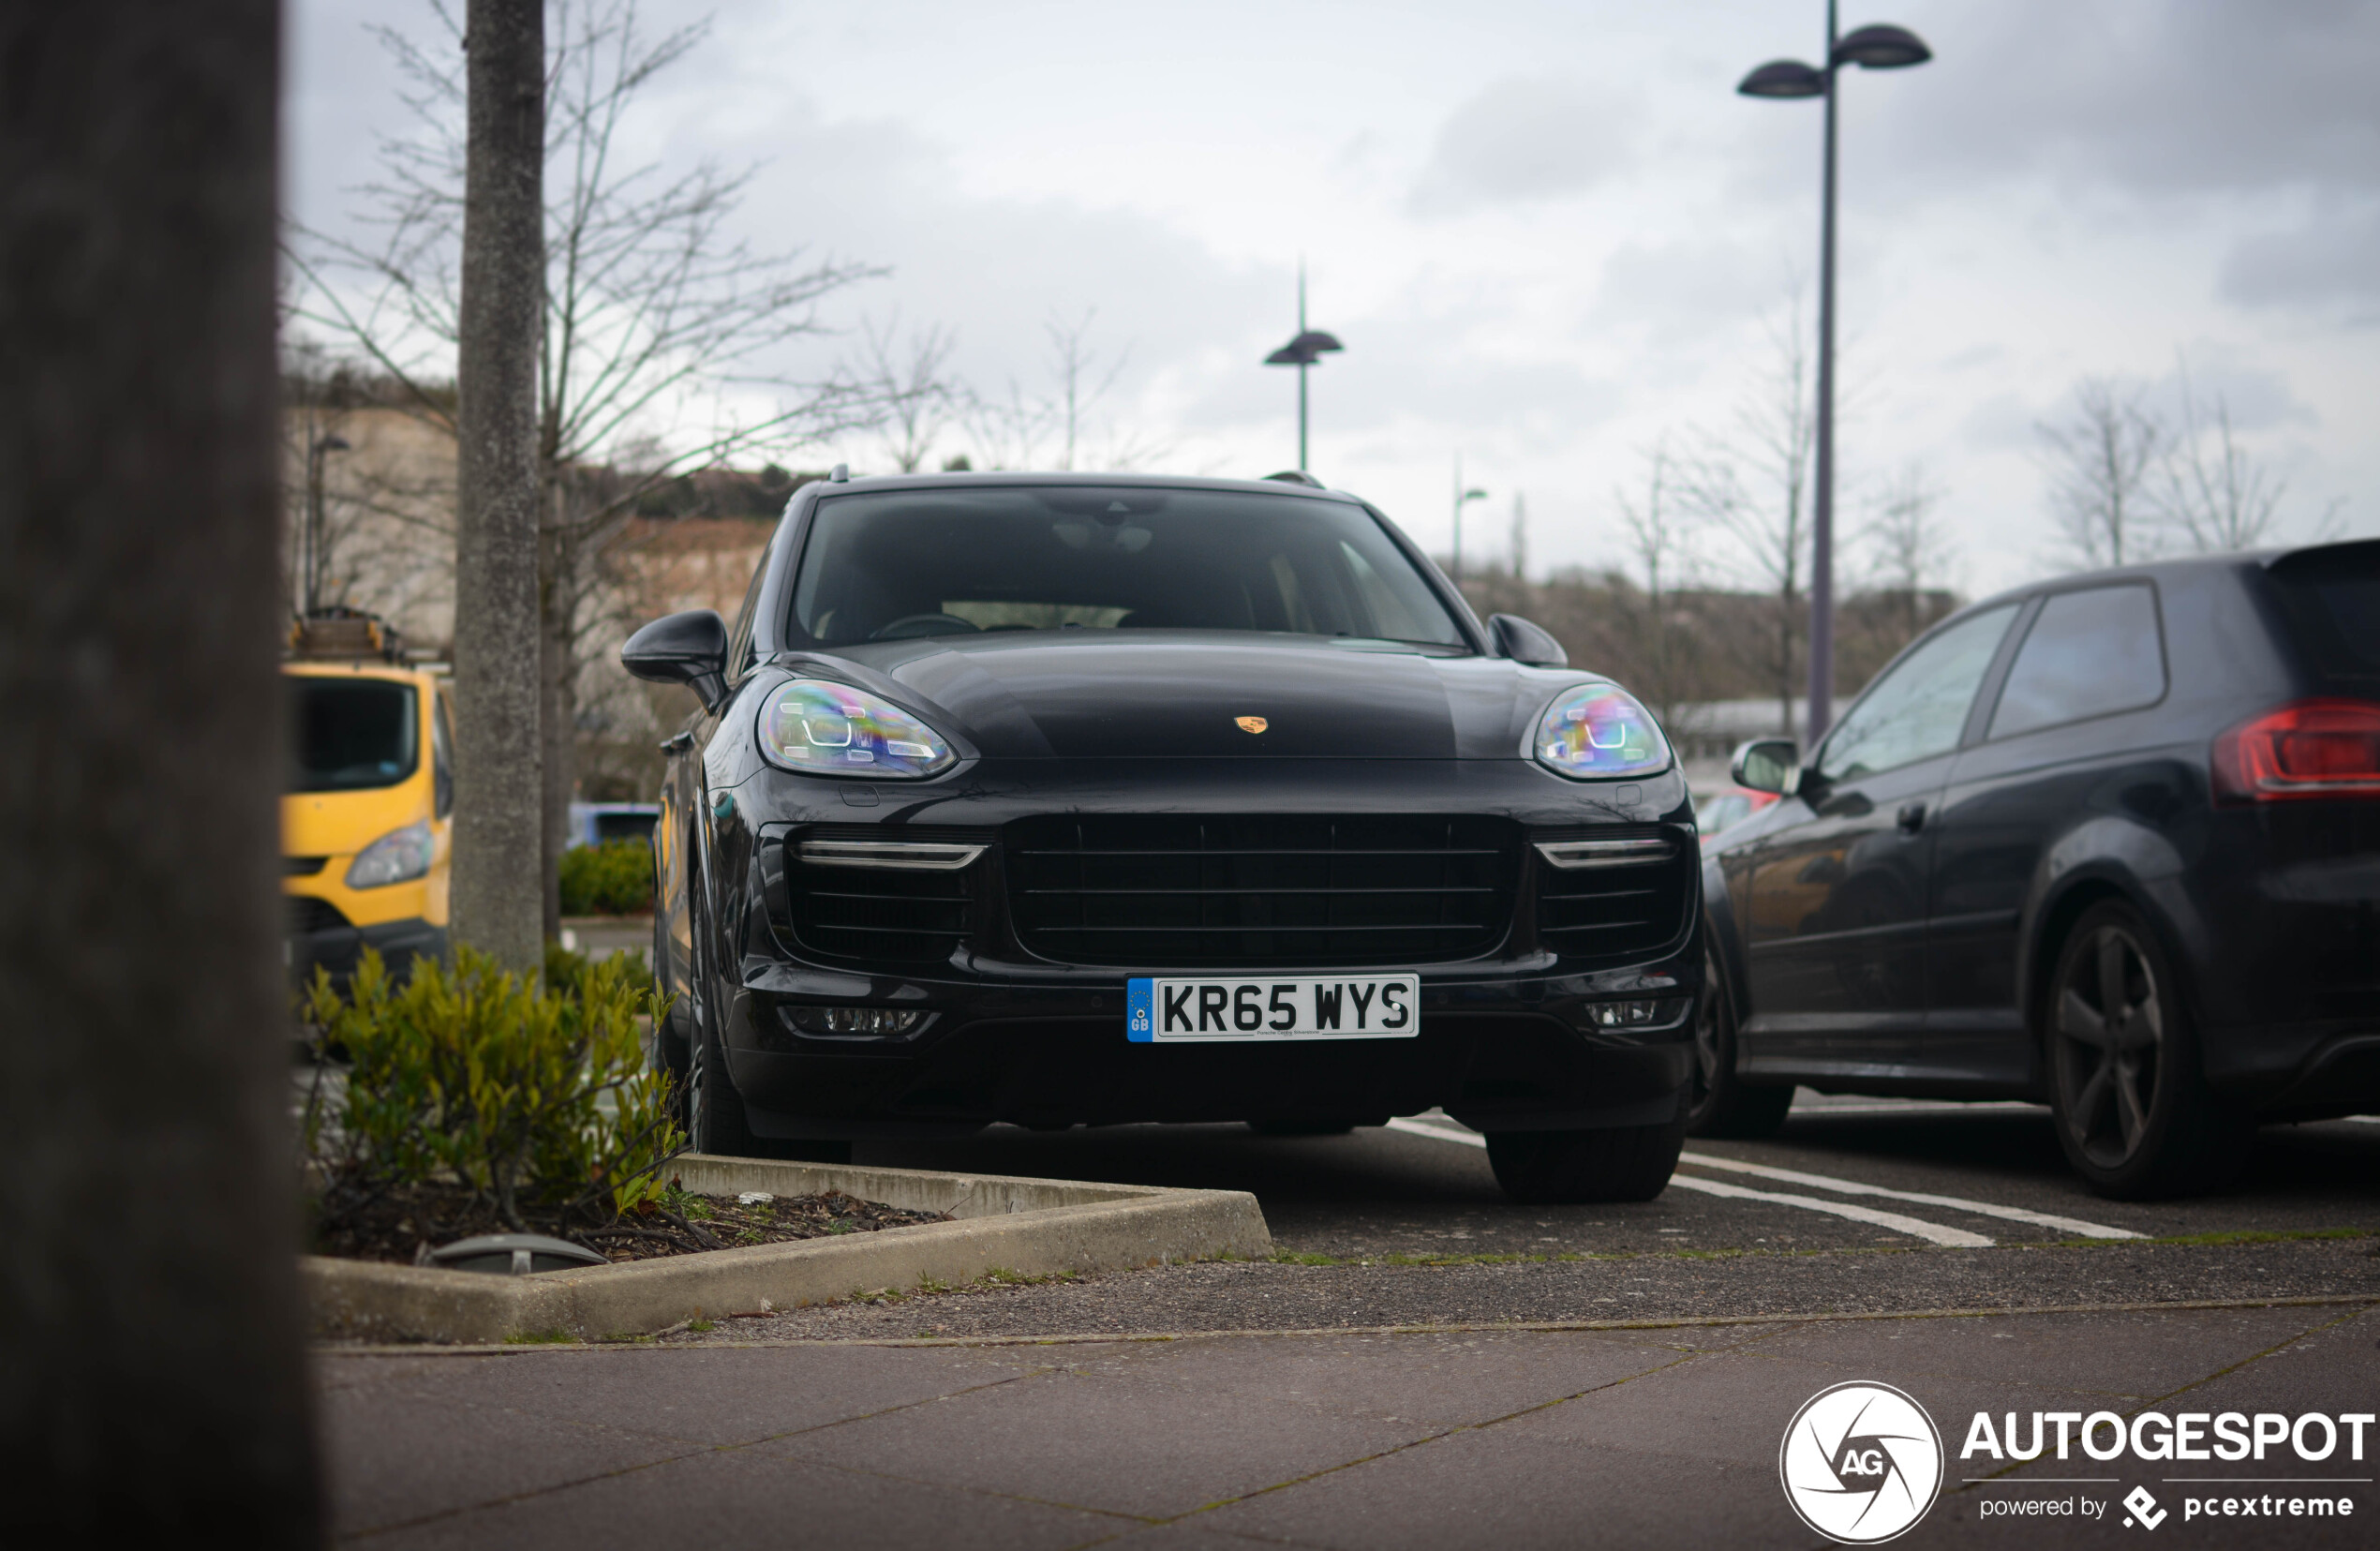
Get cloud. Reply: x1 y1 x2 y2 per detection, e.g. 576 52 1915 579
2219 205 2380 314
1862 2 2380 202
1409 77 1637 216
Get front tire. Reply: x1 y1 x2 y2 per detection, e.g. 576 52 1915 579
1485 1112 1687 1203
685 1004 765 1158
1687 944 1792 1139
2045 901 2248 1199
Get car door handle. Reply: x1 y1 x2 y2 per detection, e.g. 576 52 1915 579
1897 802 1926 834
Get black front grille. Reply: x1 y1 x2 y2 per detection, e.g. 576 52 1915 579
285 855 328 877
1006 814 1521 969
782 828 981 965
1532 827 1692 963
288 895 350 936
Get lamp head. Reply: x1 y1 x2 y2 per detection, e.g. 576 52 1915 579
1736 58 1825 98
1835 23 1931 68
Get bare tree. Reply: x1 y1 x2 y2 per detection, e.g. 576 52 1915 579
2036 377 2160 569
1678 294 1817 740
288 0 882 935
1861 460 1956 647
953 307 1168 471
2151 361 2347 553
1613 439 1696 724
447 0 549 969
1 1 320 1534
847 311 960 472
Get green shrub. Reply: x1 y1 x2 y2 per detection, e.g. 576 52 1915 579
558 838 655 916
544 939 656 997
302 945 681 1229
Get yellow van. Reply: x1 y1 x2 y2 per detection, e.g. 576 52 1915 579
283 653 454 984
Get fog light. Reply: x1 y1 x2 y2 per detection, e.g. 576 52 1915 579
781 1006 928 1037
1576 999 1691 1031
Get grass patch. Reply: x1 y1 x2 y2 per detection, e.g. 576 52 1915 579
507 1328 575 1345
2060 1227 2372 1250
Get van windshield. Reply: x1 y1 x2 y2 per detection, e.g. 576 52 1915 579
289 678 419 792
789 486 1466 649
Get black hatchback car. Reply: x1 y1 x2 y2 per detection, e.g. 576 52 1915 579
621 471 1703 1202
1696 539 2380 1197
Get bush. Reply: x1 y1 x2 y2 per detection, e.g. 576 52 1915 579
544 938 656 997
558 838 655 916
302 946 681 1231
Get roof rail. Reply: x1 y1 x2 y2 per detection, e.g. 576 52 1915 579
1261 470 1324 487
288 607 407 663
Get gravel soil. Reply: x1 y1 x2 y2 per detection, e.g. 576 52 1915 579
675 1233 2380 1343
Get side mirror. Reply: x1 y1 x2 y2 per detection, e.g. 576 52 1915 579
622 609 729 711
1730 738 1800 797
1488 614 1568 668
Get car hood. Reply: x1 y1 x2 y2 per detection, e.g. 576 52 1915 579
781 632 1563 760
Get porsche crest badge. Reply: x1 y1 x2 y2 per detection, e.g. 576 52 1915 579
1235 716 1269 735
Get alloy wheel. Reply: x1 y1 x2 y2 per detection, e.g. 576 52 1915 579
2054 925 2165 1169
686 1022 713 1154
1691 949 1725 1107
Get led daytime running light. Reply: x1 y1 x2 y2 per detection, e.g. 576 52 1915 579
759 679 956 780
1532 683 1671 779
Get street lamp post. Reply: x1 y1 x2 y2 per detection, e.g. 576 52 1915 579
1263 261 1343 473
304 432 350 615
1450 455 1487 588
1738 3 1930 742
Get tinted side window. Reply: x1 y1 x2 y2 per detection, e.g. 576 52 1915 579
1987 585 2165 740
1817 604 2018 783
2268 541 2380 685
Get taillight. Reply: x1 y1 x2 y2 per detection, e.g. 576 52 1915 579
2213 699 2380 802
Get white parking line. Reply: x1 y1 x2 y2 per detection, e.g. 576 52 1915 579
1662 1173 1995 1247
1382 1117 1994 1246
1677 1152 2143 1241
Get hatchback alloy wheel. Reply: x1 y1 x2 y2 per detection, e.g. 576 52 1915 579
2053 923 2164 1169
2045 900 2248 1199
1690 950 1725 1106
1684 942 1792 1138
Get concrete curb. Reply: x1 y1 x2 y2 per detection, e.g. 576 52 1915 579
305 1154 1271 1345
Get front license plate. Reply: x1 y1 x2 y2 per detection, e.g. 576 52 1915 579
1125 975 1420 1042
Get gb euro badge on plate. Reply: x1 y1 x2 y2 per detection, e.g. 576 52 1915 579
1125 975 1419 1042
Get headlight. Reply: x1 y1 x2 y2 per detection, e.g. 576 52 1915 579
758 679 957 779
1532 684 1672 779
345 820 434 888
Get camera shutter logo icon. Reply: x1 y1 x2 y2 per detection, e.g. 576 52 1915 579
1778 1381 1944 1544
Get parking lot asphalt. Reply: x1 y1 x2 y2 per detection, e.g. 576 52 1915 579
320 1300 2380 1548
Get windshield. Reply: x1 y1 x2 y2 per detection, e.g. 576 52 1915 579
289 678 418 793
789 486 1467 649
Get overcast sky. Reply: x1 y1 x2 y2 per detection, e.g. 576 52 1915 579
285 0 2380 599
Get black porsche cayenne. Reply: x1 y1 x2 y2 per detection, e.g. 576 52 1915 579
622 471 1702 1203
1696 537 2380 1199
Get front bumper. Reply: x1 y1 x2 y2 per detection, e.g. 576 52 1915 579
721 967 1697 1138
288 914 448 989
708 756 1703 1135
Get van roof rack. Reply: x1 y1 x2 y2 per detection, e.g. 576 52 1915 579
288 607 408 663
